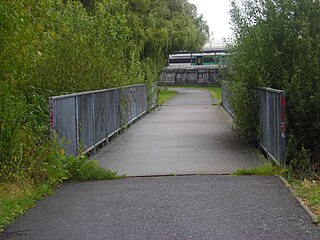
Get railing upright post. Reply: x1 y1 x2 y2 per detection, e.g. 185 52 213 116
49 97 55 140
280 92 286 165
91 93 95 154
75 95 79 155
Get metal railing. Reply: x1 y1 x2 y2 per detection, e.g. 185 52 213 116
221 82 286 164
257 87 286 165
221 81 235 118
49 84 148 156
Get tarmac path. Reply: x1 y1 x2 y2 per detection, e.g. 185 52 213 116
95 88 262 176
1 88 320 239
2 176 320 240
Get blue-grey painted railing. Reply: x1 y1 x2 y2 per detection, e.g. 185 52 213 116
257 87 286 165
221 82 286 164
49 84 148 156
221 81 235 118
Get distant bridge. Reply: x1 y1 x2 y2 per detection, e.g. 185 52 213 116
161 42 227 85
160 65 221 86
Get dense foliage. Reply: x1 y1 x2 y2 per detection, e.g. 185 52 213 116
228 0 320 177
0 0 208 183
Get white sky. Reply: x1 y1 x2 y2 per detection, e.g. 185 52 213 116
189 0 233 41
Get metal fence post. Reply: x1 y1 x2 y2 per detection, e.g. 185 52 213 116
75 95 79 155
91 93 95 154
280 92 286 165
49 97 55 140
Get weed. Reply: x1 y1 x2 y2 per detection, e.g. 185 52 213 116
158 90 177 105
232 162 284 176
72 160 124 181
290 179 320 219
0 182 52 232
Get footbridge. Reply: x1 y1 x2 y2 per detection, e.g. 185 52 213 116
50 85 261 176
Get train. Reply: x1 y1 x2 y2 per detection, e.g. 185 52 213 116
168 52 227 67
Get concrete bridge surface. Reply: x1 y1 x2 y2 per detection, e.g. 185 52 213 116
95 88 261 176
2 88 320 240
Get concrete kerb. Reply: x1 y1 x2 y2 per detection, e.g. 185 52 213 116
279 176 319 223
124 173 232 179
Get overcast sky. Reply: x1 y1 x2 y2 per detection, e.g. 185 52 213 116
189 0 233 41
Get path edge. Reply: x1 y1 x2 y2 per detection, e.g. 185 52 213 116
279 176 318 223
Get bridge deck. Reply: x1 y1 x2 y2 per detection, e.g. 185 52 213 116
95 88 262 176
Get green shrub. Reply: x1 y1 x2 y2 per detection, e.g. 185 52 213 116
229 0 320 176
286 134 313 180
76 160 122 181
158 90 176 105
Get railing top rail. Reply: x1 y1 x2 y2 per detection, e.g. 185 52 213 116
50 84 146 100
256 87 285 94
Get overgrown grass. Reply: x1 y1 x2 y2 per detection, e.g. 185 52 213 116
158 89 177 105
232 162 284 176
0 182 53 232
172 85 222 101
290 180 320 222
72 160 123 181
0 157 122 232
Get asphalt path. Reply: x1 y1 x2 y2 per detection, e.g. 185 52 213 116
95 88 262 176
1 176 320 240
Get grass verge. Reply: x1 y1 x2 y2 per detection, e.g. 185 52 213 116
158 89 177 105
289 179 320 222
232 162 284 176
0 182 53 232
0 158 122 232
233 163 320 223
